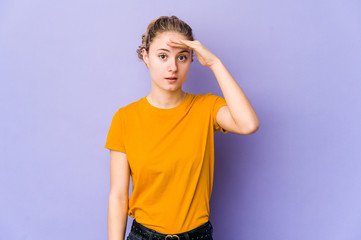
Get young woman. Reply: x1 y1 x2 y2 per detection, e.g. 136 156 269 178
105 16 259 240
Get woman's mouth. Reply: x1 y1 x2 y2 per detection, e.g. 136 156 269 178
166 77 177 82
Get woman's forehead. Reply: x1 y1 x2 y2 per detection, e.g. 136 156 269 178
155 31 187 40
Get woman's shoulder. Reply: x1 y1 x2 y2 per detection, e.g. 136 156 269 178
192 92 222 103
113 96 144 115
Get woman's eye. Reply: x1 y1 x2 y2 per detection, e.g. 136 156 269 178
178 55 187 61
159 54 167 60
159 54 187 61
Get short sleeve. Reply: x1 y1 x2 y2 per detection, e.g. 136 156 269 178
208 93 228 134
104 109 126 153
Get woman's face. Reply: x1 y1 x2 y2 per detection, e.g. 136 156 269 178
142 31 192 93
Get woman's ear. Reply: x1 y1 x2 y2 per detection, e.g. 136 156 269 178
142 49 149 68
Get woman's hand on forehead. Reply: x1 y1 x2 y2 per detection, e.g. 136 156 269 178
167 38 220 68
167 38 192 50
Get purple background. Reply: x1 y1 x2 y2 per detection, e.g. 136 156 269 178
1 0 361 239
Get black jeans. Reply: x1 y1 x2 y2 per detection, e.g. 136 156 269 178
126 219 214 240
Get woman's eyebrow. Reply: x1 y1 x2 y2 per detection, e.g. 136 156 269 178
157 48 189 54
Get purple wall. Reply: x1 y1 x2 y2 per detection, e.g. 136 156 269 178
1 0 361 239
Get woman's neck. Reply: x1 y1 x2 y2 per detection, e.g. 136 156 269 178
146 90 186 109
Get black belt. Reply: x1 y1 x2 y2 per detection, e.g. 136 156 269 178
130 219 213 240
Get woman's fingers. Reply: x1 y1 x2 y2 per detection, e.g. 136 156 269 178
167 41 189 49
167 39 197 50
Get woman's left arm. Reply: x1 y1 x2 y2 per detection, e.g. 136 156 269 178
209 58 259 134
168 39 260 134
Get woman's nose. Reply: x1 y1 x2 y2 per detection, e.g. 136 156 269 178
168 58 178 72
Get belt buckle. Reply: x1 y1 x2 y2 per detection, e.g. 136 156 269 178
165 234 180 240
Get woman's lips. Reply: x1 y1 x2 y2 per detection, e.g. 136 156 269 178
166 78 177 83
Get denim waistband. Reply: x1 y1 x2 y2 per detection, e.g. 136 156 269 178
130 219 213 240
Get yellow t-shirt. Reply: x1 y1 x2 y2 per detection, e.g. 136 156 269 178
104 92 228 234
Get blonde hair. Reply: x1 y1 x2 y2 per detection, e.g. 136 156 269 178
137 16 195 63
